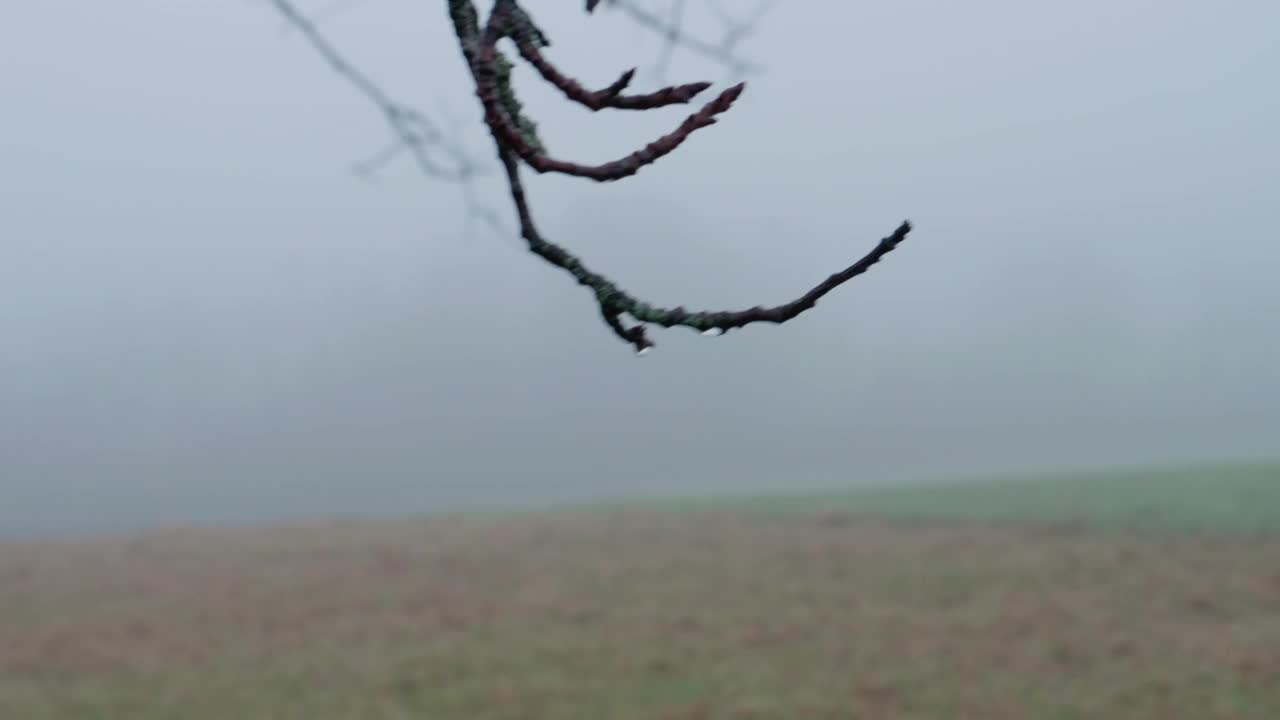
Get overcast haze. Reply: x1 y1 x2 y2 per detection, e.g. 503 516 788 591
2 1 1277 536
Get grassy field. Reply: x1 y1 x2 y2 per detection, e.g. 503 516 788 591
2 463 1279 719
712 461 1280 534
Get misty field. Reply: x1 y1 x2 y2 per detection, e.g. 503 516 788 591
3 465 1280 719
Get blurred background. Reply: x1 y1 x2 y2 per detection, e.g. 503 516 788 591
2 0 1277 537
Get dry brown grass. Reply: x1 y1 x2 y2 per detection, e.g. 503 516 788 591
3 510 1279 718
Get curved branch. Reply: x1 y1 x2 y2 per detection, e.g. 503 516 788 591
495 141 910 352
476 12 743 183
513 39 712 111
444 0 916 353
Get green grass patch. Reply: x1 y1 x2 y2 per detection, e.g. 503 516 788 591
693 461 1280 533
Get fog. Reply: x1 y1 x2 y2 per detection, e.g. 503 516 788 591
2 1 1277 537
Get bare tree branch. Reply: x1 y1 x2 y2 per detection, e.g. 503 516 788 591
706 0 777 54
268 0 502 230
266 0 915 353
270 0 765 183
475 17 746 184
594 0 763 79
651 0 688 80
513 39 711 112
448 0 914 353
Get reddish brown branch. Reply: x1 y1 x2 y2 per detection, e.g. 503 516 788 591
272 0 874 353
443 0 917 353
477 11 743 183
513 39 711 111
465 0 916 353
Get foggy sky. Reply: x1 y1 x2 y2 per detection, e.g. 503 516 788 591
2 1 1278 536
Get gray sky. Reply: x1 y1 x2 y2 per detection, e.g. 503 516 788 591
2 0 1278 536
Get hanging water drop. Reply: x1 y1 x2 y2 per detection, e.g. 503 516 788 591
701 327 724 337
636 346 652 356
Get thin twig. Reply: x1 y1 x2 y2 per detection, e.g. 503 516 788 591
596 0 762 77
268 0 501 229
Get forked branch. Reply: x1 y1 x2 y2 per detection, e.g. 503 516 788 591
274 0 914 354
449 0 914 352
269 0 503 233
